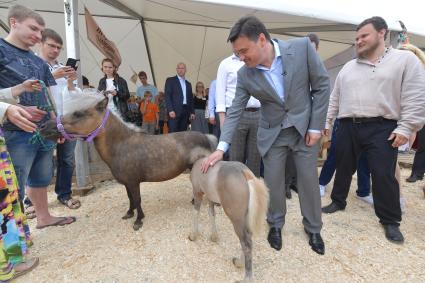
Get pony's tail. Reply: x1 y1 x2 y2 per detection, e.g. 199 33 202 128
242 169 269 236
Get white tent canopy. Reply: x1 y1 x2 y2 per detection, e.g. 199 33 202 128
1 0 425 92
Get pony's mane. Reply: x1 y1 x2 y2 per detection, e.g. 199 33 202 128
108 106 143 133
62 88 105 116
62 88 143 133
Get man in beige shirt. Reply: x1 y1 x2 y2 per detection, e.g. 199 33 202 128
322 16 425 244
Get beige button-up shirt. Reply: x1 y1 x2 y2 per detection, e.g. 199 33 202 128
326 47 425 137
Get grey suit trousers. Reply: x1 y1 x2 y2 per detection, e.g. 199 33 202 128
285 151 297 188
229 110 261 177
264 127 322 233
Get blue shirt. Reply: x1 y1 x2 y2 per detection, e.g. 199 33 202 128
0 39 56 131
217 41 285 152
256 40 285 101
136 84 158 98
217 39 318 152
177 75 187 104
208 80 216 118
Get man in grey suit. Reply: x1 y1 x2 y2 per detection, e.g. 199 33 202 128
201 16 330 255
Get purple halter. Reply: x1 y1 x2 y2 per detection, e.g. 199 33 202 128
56 109 110 142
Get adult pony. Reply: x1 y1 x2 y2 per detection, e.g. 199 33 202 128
40 91 217 230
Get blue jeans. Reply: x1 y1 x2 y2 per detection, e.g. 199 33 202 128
55 140 77 200
3 131 55 201
319 120 371 196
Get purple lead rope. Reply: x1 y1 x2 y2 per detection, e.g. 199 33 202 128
56 109 110 142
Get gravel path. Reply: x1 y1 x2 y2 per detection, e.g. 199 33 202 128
16 168 425 282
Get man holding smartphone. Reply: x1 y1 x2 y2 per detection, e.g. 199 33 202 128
38 28 81 210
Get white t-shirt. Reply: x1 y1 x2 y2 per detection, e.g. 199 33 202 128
47 62 68 116
106 78 115 91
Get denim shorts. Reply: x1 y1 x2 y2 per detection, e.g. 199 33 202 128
3 130 55 199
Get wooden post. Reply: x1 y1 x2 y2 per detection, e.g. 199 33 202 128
64 0 92 190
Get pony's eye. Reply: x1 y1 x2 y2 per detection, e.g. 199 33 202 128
73 111 85 119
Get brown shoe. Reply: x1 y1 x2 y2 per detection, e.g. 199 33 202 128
59 197 81 209
24 205 36 219
13 257 40 279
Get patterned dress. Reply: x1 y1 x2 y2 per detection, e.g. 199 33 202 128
0 136 32 281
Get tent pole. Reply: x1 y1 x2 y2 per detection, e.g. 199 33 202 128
64 0 92 189
0 18 9 33
97 0 157 86
140 20 157 87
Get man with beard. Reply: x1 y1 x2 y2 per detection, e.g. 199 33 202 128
322 17 425 243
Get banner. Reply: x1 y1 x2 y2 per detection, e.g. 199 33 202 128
129 66 138 85
84 6 122 67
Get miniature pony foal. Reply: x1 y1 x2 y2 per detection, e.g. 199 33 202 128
189 158 269 282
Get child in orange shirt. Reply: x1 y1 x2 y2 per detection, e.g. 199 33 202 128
139 91 159 134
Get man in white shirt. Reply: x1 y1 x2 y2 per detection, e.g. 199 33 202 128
215 55 261 176
39 28 81 210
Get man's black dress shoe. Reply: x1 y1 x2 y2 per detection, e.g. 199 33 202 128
383 224 404 244
304 229 325 255
322 202 344 214
406 174 423 183
267 227 282 251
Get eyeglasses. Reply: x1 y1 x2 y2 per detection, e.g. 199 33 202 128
46 43 63 50
234 48 249 58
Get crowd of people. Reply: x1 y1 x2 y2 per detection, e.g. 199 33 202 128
0 3 424 281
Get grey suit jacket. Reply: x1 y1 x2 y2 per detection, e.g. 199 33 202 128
220 38 330 156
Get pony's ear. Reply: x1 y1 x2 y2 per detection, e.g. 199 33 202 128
95 97 109 112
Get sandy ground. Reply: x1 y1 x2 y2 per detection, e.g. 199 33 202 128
16 168 425 283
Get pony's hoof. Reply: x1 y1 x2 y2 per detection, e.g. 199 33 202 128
122 212 134 219
133 221 143 231
232 257 244 268
188 233 198 241
210 234 219 242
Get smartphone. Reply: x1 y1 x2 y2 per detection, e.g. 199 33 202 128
65 58 80 70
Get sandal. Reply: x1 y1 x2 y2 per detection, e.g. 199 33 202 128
24 206 36 219
59 197 81 209
13 257 40 279
36 216 76 229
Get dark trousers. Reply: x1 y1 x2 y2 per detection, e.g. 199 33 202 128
331 118 401 226
411 126 425 177
212 112 221 139
285 152 297 188
55 140 77 200
158 120 168 134
168 106 189 132
319 119 371 196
